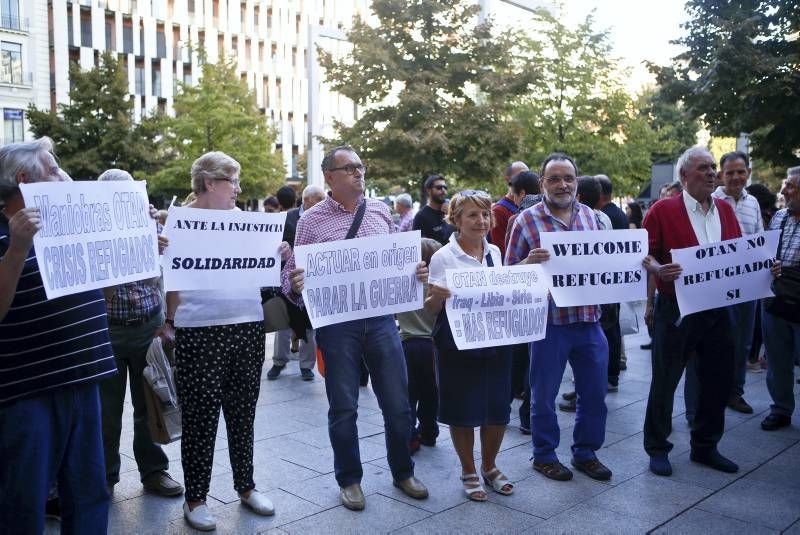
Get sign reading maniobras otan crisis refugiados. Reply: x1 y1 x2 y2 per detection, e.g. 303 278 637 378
672 230 780 316
444 264 549 350
162 206 286 291
294 231 424 329
20 180 160 299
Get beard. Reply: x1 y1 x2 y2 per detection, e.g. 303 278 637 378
544 190 575 209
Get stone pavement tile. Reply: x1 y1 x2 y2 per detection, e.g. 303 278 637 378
668 449 759 491
486 469 610 519
281 493 431 534
255 435 335 474
251 408 316 441
397 500 544 534
107 493 224 535
734 450 800 491
696 479 800 531
264 400 330 427
256 384 309 406
524 503 656 534
716 421 799 463
279 463 394 509
167 489 322 534
286 421 385 449
653 508 779 535
582 472 712 523
604 409 649 436
785 519 800 535
206 456 318 504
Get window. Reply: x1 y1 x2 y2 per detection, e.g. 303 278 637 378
67 12 74 47
134 65 144 94
1 0 20 30
152 62 161 97
138 21 144 56
156 27 166 58
4 108 23 143
80 13 92 47
0 41 22 84
122 18 133 54
188 0 195 14
183 72 191 86
105 20 115 51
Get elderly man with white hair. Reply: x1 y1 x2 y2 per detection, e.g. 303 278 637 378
394 193 414 232
96 169 183 497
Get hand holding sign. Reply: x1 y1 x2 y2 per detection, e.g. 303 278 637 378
8 207 42 254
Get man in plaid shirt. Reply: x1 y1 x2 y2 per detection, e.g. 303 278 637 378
506 153 611 483
281 146 430 511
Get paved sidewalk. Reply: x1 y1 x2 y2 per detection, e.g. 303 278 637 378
46 314 800 534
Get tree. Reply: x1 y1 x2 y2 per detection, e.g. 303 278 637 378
151 52 284 199
318 0 536 197
27 52 161 180
637 86 700 165
656 0 799 167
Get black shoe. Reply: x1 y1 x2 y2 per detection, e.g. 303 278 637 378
266 364 285 380
533 461 573 481
558 398 576 412
562 391 577 401
649 454 672 476
640 342 652 350
519 425 531 435
727 396 753 414
761 413 791 431
690 449 738 473
420 435 437 447
300 368 314 381
619 359 627 371
571 457 612 481
44 497 61 521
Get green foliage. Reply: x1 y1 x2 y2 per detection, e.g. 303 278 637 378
655 0 799 167
318 0 536 198
151 52 284 199
26 52 161 180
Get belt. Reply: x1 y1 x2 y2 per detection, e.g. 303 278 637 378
108 305 162 327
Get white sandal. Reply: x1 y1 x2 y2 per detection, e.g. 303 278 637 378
481 467 514 495
460 473 488 502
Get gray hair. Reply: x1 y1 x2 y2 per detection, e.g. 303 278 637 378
395 193 413 208
788 166 800 179
321 145 355 172
97 168 133 181
675 146 713 181
0 137 56 202
191 151 240 194
301 184 325 200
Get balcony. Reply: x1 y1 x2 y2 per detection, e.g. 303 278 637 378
0 16 30 32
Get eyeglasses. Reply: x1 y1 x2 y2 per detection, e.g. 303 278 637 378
460 189 491 199
432 184 448 191
543 175 576 184
329 164 367 175
215 178 241 187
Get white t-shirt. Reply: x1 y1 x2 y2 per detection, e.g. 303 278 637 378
682 189 721 245
429 233 503 289
174 288 263 328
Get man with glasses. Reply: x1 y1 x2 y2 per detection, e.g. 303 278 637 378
506 152 612 483
281 146 430 511
413 174 453 245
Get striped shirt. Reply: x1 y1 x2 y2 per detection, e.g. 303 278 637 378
505 201 601 325
281 193 395 306
770 209 800 268
0 216 116 406
711 186 764 235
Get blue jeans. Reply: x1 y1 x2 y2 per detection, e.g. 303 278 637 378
763 301 800 417
0 382 109 534
529 322 609 464
316 315 414 487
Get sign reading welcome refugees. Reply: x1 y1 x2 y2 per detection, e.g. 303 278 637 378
539 229 648 306
162 206 286 291
20 181 160 299
672 230 780 316
444 264 549 350
294 231 424 329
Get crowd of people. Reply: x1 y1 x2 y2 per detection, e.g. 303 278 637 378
0 137 798 533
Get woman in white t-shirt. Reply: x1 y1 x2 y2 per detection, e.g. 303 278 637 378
159 152 289 531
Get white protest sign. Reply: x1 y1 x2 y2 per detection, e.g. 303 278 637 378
162 206 286 291
295 231 423 329
444 264 549 350
539 229 648 306
672 230 780 316
20 181 159 299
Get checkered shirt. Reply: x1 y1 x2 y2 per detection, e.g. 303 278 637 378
770 209 800 268
505 201 601 325
105 280 162 320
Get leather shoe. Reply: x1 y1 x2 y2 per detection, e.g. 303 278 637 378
562 391 577 401
267 364 285 380
571 457 612 481
690 449 738 473
640 342 652 350
649 454 672 476
340 483 365 511
142 470 184 496
393 476 428 499
727 396 753 414
761 413 791 431
300 368 315 381
558 398 576 412
533 461 573 481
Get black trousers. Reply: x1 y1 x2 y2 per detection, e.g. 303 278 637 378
401 337 439 441
643 295 734 456
601 303 622 385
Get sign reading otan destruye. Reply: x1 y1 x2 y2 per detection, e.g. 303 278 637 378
444 264 549 350
538 229 648 306
672 230 780 316
294 231 423 329
162 206 286 291
20 181 160 299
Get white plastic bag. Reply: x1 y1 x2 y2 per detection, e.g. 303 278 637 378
620 301 640 336
143 338 182 444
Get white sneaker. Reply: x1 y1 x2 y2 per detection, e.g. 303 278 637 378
240 490 275 516
183 502 216 531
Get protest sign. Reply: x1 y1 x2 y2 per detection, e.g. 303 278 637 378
294 231 423 329
162 206 286 291
539 229 648 306
20 181 159 299
444 264 549 350
672 230 780 316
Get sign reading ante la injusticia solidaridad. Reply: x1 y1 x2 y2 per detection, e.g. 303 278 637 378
20 181 160 299
294 231 424 329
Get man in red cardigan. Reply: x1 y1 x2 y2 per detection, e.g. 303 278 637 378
641 147 743 477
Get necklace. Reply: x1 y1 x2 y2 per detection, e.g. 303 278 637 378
458 237 483 263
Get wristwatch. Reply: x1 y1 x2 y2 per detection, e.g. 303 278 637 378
165 318 175 327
